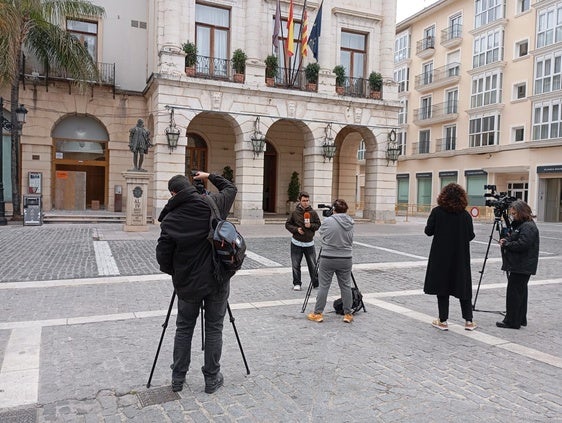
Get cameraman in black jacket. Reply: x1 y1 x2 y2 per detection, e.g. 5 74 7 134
497 200 540 329
156 172 236 393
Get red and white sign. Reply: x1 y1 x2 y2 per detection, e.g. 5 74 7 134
470 207 479 218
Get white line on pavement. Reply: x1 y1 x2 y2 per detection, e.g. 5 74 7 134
364 297 562 369
353 241 428 260
245 250 282 267
93 241 120 276
0 327 41 408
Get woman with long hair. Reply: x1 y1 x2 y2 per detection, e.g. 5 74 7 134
424 183 477 331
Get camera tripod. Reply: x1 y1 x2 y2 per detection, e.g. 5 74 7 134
146 291 250 389
472 214 510 314
301 249 366 314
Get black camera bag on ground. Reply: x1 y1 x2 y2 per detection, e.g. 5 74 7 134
204 196 246 283
333 286 363 315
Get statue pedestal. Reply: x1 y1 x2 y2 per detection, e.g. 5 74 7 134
122 171 152 232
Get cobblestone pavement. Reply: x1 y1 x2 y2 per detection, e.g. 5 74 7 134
0 218 561 422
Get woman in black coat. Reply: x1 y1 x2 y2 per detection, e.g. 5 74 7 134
424 183 476 331
497 200 539 329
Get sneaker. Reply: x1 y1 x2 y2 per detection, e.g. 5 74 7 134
431 319 448 331
465 321 477 331
293 285 302 291
204 372 224 394
307 312 323 322
343 314 354 323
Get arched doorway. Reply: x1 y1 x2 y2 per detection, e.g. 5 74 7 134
263 141 277 212
52 115 109 210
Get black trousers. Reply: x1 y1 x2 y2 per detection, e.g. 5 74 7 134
437 295 473 322
504 272 530 329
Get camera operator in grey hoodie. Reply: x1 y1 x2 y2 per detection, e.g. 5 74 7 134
307 199 355 323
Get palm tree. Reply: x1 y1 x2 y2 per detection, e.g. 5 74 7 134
0 0 105 218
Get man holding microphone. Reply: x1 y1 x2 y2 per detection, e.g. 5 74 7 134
285 192 321 291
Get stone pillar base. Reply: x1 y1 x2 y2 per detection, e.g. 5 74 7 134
122 171 153 232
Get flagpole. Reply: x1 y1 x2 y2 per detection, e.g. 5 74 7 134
291 0 308 87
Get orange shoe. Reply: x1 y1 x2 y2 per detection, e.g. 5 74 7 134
343 314 354 323
307 312 323 322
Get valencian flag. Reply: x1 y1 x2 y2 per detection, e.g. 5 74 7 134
286 0 295 56
301 9 309 57
272 0 281 53
308 0 323 61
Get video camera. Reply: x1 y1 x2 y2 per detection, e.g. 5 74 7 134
318 203 334 217
190 170 207 195
484 184 516 219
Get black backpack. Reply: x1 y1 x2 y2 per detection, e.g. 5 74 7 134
333 287 363 315
204 196 246 283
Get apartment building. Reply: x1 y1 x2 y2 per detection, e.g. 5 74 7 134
395 0 562 222
0 0 400 224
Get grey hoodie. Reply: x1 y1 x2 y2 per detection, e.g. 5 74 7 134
319 213 354 258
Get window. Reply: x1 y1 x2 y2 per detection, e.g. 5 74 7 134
420 96 432 120
533 100 562 140
449 13 463 38
469 114 500 147
419 130 430 153
534 53 562 95
357 140 366 161
397 177 409 207
471 71 502 108
475 0 504 28
447 50 461 76
422 61 433 85
473 29 503 68
398 99 408 124
196 3 230 77
467 174 487 205
341 31 366 80
513 126 525 142
67 19 98 60
397 131 407 155
446 89 459 114
507 182 529 202
394 66 409 92
513 82 526 99
395 31 410 63
517 0 530 14
515 40 528 58
444 125 457 150
422 25 435 50
417 176 432 210
536 6 562 48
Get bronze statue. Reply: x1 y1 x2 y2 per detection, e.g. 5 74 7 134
129 119 152 171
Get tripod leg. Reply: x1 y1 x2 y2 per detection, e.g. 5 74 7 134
473 220 497 310
301 247 321 313
350 271 366 313
201 304 205 351
226 302 250 375
147 291 176 388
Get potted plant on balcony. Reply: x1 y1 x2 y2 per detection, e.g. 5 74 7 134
304 62 320 91
182 41 197 76
286 171 300 214
265 54 278 87
333 65 346 95
368 71 383 99
232 48 247 83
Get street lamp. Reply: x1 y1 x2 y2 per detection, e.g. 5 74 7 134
385 129 400 165
0 99 26 224
165 108 180 152
322 123 336 161
250 116 266 158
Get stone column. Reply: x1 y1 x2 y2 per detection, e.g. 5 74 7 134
122 171 152 232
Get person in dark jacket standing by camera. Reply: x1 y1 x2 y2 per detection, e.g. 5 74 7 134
307 199 355 323
497 200 539 329
285 192 321 291
156 172 236 394
424 183 477 331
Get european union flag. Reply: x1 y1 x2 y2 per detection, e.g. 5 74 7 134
307 1 323 61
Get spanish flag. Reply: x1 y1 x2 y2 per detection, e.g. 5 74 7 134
287 0 294 56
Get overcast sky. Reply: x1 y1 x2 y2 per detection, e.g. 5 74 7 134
396 0 440 22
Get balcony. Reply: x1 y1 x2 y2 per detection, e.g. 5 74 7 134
411 141 431 154
435 137 457 152
416 36 435 59
413 101 458 126
414 63 460 92
192 55 239 82
441 24 463 48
